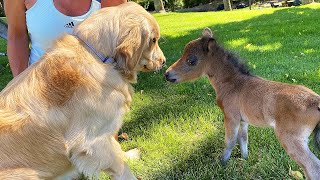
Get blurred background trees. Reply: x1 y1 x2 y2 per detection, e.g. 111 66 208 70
132 0 246 12
132 0 318 12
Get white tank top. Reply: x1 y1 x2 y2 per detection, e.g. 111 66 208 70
26 0 101 64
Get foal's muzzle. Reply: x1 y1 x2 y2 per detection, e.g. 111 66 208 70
165 71 177 83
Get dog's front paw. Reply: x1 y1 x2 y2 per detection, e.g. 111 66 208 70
125 148 140 160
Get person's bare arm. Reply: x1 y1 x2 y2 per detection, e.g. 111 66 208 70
4 0 29 77
101 0 127 7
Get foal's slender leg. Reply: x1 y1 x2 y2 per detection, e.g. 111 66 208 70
275 128 320 180
237 121 248 160
221 115 241 165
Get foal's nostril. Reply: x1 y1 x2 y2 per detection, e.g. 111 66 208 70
165 72 169 80
165 72 173 81
162 60 166 65
165 71 176 83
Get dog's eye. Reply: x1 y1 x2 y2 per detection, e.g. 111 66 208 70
152 38 157 43
187 55 198 66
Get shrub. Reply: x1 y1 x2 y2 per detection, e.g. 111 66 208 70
184 0 211 8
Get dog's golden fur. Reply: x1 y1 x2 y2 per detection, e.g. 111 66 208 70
166 28 320 179
0 2 165 179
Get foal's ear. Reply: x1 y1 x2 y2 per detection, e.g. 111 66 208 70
202 27 213 38
203 38 216 52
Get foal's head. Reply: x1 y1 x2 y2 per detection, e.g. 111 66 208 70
165 28 216 83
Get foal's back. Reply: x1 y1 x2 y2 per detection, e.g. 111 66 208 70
237 75 320 128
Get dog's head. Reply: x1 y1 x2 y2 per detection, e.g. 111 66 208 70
74 2 166 82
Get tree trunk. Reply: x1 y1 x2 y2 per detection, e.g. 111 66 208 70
0 0 5 17
223 0 232 11
154 0 166 13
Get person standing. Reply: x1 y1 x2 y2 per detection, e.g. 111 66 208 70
4 0 126 77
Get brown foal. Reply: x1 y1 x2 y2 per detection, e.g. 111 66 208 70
165 28 320 179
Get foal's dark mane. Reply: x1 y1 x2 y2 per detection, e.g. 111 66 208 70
204 36 252 76
218 46 252 76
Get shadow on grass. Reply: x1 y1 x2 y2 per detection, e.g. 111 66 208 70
121 6 320 179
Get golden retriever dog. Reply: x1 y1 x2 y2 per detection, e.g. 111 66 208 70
0 2 165 179
165 28 320 179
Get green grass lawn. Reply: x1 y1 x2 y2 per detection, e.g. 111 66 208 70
1 4 320 180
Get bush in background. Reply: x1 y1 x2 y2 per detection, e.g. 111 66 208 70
184 0 212 8
134 0 156 11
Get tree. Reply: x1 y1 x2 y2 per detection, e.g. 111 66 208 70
154 0 166 13
223 0 232 11
0 0 4 17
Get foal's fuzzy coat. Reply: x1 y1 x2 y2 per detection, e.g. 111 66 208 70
166 28 320 179
0 2 165 179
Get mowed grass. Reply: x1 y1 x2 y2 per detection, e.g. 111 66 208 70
1 4 320 180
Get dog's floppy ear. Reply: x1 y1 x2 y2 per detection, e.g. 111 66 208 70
115 17 145 80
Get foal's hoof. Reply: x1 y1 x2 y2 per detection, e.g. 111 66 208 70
242 154 248 160
220 156 229 166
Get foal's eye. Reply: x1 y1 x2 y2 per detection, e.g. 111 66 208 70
187 55 198 66
152 38 157 43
